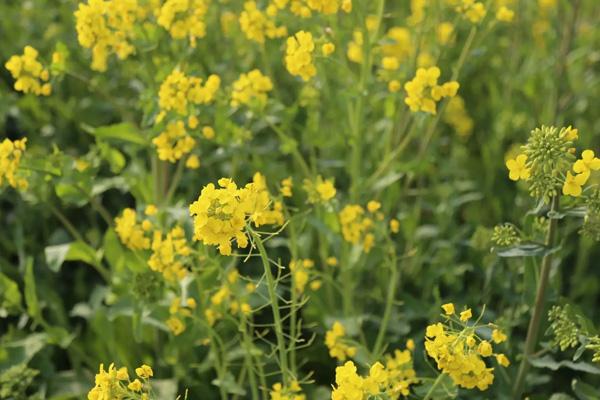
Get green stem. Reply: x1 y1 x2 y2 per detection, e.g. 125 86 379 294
424 373 445 400
164 158 186 206
513 195 560 398
250 228 289 384
266 120 312 178
241 317 260 400
372 240 399 358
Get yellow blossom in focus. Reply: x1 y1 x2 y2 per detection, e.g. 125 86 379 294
128 379 142 392
492 329 507 344
239 1 287 44
5 46 52 95
404 67 459 114
339 204 375 252
460 308 472 321
562 171 589 197
157 0 209 47
148 226 191 281
573 150 600 174
135 364 153 379
231 69 273 107
506 154 531 181
0 138 28 190
285 31 316 81
442 303 455 315
115 208 150 250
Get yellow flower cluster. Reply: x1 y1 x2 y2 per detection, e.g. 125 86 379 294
87 363 153 400
189 174 284 255
404 67 459 114
425 304 510 391
443 96 474 137
280 177 293 197
381 27 413 67
563 150 600 197
166 296 196 335
152 121 196 163
339 204 375 252
331 349 418 400
270 0 351 17
231 69 274 107
303 175 336 203
269 380 306 400
437 22 455 45
346 30 363 64
114 208 151 250
205 269 254 326
285 31 316 81
157 0 209 47
407 0 427 26
496 5 515 22
0 138 28 190
326 321 357 361
240 1 287 44
448 0 487 23
289 259 321 293
148 226 191 282
5 46 52 95
158 70 221 117
75 0 144 72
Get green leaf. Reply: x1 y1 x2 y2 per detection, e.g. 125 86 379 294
97 141 126 173
0 273 22 315
45 242 98 272
85 122 147 146
497 243 557 258
572 379 600 400
530 355 600 375
0 333 47 371
45 244 71 273
24 257 41 321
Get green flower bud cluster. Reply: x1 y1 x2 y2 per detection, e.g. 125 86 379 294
132 271 165 304
522 126 576 200
491 223 521 247
548 305 580 351
580 189 600 241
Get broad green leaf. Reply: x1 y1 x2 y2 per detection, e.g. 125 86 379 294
45 242 98 272
0 333 47 370
530 355 600 375
45 243 71 272
85 122 147 146
572 379 600 400
497 243 557 258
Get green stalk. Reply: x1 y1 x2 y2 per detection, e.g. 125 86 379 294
513 195 560 398
241 317 260 400
424 373 445 400
372 240 399 358
249 228 289 384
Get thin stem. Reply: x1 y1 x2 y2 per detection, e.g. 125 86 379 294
372 240 399 358
164 158 186 206
513 195 560 398
241 317 260 400
266 120 311 178
249 228 289 384
424 373 445 400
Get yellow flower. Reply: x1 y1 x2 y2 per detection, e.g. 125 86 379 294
390 219 400 233
326 322 357 361
347 30 363 64
477 340 493 357
444 96 474 137
281 177 293 197
406 339 415 351
0 137 28 189
158 70 220 116
285 31 316 81
157 0 209 47
166 316 186 335
496 353 510 367
492 329 507 344
442 303 455 315
436 22 455 44
202 126 216 140
460 308 472 321
326 256 338 266
128 379 142 392
496 6 515 22
562 171 590 197
382 27 412 63
367 200 381 212
339 204 375 252
231 69 273 107
404 67 459 114
135 364 153 379
322 42 335 56
148 226 191 281
153 121 196 163
5 46 51 95
573 150 600 174
426 323 444 338
186 154 201 169
189 175 283 255
145 205 158 216
388 80 401 93
506 154 531 181
116 367 129 381
239 1 287 44
382 57 399 71
115 208 150 250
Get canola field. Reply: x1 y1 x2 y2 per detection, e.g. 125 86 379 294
1 0 600 399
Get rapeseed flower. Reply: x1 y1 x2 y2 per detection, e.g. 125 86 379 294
0 138 28 189
5 46 51 95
